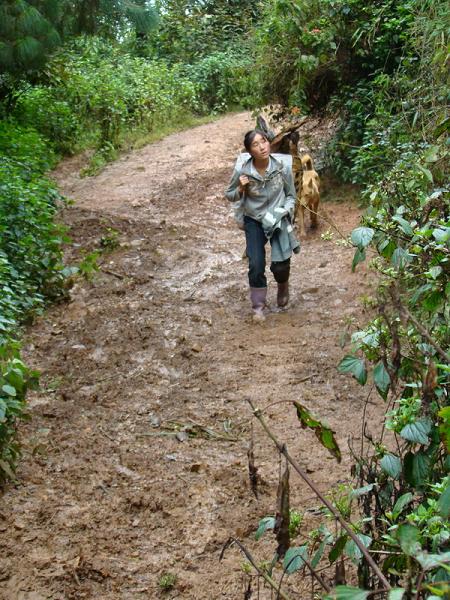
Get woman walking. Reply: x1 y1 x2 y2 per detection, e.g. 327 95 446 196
225 129 300 321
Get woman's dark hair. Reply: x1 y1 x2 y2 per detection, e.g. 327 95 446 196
243 129 268 153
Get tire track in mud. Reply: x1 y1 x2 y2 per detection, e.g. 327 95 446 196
0 113 384 599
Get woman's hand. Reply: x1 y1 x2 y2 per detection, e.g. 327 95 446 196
238 175 249 195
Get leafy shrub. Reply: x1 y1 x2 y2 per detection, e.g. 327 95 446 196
150 0 260 64
0 157 67 314
241 2 449 597
13 86 81 154
39 37 200 152
252 0 417 111
0 119 57 174
326 0 449 185
0 120 67 483
0 340 38 484
185 48 254 112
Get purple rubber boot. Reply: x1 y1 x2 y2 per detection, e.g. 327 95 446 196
250 287 267 322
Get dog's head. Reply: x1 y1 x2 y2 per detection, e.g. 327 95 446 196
301 154 314 171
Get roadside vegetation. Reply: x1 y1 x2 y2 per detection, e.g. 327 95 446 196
0 0 448 597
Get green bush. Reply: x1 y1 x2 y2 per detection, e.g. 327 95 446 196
0 120 66 483
38 37 200 152
332 2 450 593
13 86 81 154
0 340 38 484
252 0 417 110
0 158 67 307
185 49 254 112
0 119 57 174
0 122 66 322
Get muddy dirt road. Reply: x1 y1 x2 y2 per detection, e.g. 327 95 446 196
0 113 383 599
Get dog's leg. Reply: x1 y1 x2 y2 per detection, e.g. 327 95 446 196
310 195 319 229
310 204 318 228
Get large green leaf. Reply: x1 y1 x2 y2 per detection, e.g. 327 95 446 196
338 355 367 386
293 402 341 462
392 493 413 519
311 538 327 569
388 589 405 600
344 533 372 564
404 451 432 488
351 247 366 271
434 116 450 138
392 247 411 269
433 227 450 244
255 516 275 540
438 484 450 518
350 484 375 498
1 384 16 396
417 164 434 183
329 534 348 563
415 551 450 570
423 291 444 312
428 266 443 280
392 215 413 236
438 406 450 452
325 585 369 600
400 418 432 445
380 454 402 479
282 545 308 574
398 524 421 556
373 361 390 400
351 227 374 248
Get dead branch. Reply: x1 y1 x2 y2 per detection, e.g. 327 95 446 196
246 397 391 591
275 458 290 558
100 267 125 279
248 424 259 498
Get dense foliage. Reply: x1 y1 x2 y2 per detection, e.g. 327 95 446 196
150 0 260 63
333 3 450 591
0 120 66 482
12 36 200 160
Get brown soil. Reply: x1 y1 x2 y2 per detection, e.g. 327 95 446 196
0 112 384 599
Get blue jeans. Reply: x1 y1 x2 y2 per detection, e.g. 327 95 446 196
244 216 290 288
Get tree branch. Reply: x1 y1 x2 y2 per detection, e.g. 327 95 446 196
389 284 449 363
401 305 449 363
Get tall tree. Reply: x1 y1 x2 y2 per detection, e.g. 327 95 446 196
0 0 61 76
153 0 260 61
71 0 159 38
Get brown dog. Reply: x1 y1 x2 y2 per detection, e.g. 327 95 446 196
294 153 320 236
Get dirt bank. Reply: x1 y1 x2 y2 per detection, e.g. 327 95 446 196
0 112 383 599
